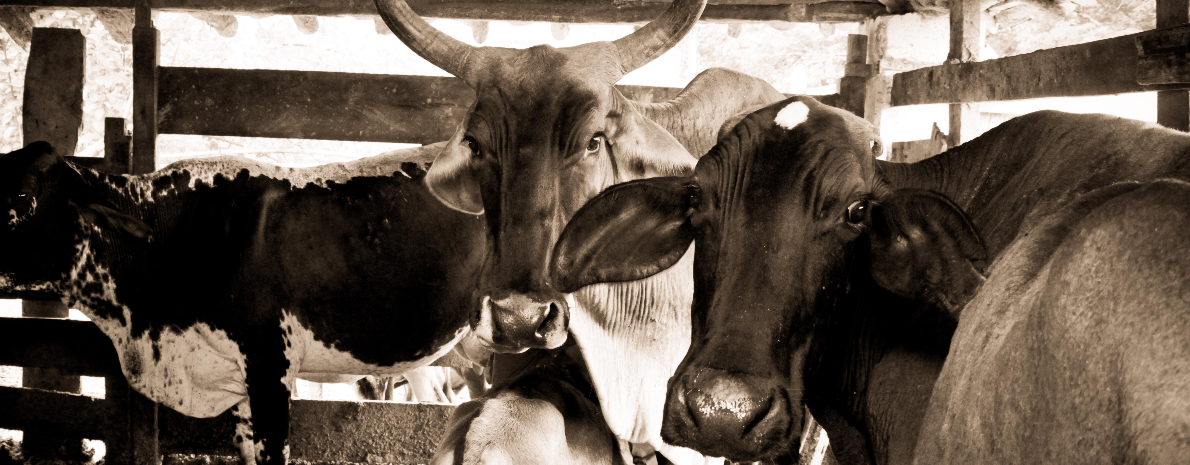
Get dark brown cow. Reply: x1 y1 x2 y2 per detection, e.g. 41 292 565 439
550 98 1190 464
374 0 786 459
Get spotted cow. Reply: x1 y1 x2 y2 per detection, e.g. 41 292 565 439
0 141 487 465
551 98 1190 464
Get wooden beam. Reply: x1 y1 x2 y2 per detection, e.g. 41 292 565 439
0 386 109 439
23 27 85 155
837 33 869 117
891 30 1187 106
8 0 887 23
1155 0 1190 131
0 6 35 50
0 317 122 377
132 0 159 174
946 0 980 145
156 67 690 144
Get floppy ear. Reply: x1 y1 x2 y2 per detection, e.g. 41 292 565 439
426 117 484 214
867 189 986 315
78 203 153 239
550 176 695 293
604 91 696 178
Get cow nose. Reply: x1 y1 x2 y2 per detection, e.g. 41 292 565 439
480 292 569 352
662 367 796 461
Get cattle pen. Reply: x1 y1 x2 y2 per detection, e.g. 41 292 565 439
0 0 1185 464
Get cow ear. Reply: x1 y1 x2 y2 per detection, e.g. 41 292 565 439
550 176 695 293
867 189 986 316
78 203 153 239
426 120 484 214
605 92 696 177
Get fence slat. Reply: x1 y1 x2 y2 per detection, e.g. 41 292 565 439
891 30 1188 106
0 385 108 439
0 317 122 377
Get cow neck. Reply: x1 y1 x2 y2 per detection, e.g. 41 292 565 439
805 278 955 465
568 246 694 444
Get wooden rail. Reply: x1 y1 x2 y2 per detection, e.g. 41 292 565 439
7 0 888 23
0 317 452 464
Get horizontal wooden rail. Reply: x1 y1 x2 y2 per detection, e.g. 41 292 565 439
8 0 887 23
1136 24 1190 85
0 385 110 438
891 28 1190 106
0 316 121 377
157 67 692 144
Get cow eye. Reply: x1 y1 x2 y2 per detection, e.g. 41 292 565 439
870 140 882 157
463 137 480 157
13 192 29 203
586 135 604 154
687 184 701 210
845 199 867 224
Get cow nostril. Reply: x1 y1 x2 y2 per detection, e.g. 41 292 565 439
739 396 774 438
533 302 556 339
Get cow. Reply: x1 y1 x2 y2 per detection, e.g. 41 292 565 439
0 141 487 465
373 0 787 460
430 345 632 465
548 97 1190 464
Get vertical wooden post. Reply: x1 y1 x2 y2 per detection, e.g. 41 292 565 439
947 0 982 146
20 26 87 461
105 117 133 174
838 34 870 118
105 374 160 465
1157 0 1190 131
862 18 891 131
132 0 159 174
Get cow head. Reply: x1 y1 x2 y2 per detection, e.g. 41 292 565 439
374 0 703 352
550 97 987 461
0 142 150 291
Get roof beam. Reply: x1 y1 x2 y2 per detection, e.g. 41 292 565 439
7 0 887 23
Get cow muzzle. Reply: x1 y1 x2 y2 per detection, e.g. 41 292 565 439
473 291 570 353
662 367 798 462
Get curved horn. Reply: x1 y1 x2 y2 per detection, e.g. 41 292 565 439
374 0 483 85
611 0 706 75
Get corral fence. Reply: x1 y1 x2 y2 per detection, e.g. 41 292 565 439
0 1 871 464
872 0 1190 160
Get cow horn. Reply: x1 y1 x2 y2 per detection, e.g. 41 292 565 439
611 0 706 75
373 0 483 85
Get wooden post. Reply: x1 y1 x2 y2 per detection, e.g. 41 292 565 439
838 34 870 118
24 28 85 156
1157 0 1190 131
132 0 159 174
20 26 87 461
105 117 133 174
947 0 982 146
105 374 161 465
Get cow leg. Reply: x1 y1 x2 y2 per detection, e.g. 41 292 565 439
231 399 258 465
239 332 293 465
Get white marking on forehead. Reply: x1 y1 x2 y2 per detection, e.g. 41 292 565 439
774 101 811 130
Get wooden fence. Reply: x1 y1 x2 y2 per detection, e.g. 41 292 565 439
0 1 870 464
876 0 1190 160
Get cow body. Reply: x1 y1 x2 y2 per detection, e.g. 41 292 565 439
550 102 1190 464
0 143 486 465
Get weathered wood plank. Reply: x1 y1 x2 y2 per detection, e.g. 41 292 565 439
105 117 133 174
837 33 868 117
0 6 35 50
946 0 980 145
157 67 474 143
0 316 122 377
1153 0 1190 130
132 1 159 174
892 31 1187 106
0 386 109 439
8 0 887 23
159 400 453 463
157 67 692 143
23 27 85 156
